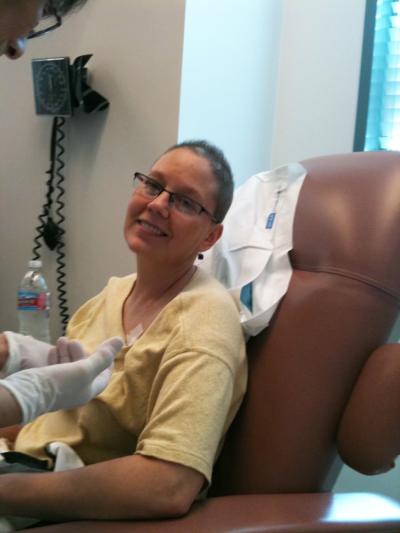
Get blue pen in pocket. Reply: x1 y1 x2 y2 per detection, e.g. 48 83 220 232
265 188 283 229
266 212 276 229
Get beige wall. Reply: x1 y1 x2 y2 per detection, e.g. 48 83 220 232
0 0 185 339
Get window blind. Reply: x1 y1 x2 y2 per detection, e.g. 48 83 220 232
364 0 400 150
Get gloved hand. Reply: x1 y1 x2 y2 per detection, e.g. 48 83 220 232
2 332 85 376
0 337 123 424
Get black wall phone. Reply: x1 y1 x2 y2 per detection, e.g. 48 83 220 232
30 55 109 331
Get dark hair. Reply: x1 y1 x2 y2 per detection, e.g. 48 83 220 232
164 140 234 223
47 0 87 16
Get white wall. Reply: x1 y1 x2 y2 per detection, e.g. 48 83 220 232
271 0 366 167
179 0 367 181
0 0 185 339
179 0 283 186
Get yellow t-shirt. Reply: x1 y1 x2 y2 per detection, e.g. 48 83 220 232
15 268 247 485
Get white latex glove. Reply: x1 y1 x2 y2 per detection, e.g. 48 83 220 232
0 337 123 424
2 332 84 376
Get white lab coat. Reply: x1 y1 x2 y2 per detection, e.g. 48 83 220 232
199 162 307 337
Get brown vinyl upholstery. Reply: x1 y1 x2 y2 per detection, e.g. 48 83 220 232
26 151 400 532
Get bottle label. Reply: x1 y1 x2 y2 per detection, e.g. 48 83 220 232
17 291 49 311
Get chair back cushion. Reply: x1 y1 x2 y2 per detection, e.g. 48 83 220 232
211 151 400 495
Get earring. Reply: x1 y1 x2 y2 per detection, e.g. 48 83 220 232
198 253 204 260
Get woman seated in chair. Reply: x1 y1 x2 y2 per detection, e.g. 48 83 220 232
0 140 247 526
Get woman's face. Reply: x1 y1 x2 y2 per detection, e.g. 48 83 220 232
0 0 46 59
124 147 223 268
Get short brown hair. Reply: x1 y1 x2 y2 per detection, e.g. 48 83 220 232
164 140 234 223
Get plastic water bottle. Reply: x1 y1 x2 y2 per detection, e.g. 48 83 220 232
17 260 51 343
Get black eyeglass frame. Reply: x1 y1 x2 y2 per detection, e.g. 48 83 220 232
27 12 62 39
133 172 219 223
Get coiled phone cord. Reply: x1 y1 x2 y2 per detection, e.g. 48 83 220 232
53 117 69 332
31 116 70 333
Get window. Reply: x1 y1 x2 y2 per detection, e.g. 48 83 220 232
354 0 400 151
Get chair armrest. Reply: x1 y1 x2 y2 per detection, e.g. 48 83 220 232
337 343 400 474
22 492 400 532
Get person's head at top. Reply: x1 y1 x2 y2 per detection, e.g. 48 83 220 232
124 140 233 281
0 0 87 60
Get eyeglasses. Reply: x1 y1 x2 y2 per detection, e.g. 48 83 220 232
133 172 218 222
27 10 62 40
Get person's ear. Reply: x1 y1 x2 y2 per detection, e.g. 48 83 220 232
199 223 223 253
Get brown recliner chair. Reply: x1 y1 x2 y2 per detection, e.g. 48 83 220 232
29 151 400 532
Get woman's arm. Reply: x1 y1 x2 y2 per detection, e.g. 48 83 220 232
0 454 204 521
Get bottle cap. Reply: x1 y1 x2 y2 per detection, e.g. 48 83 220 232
28 260 42 269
